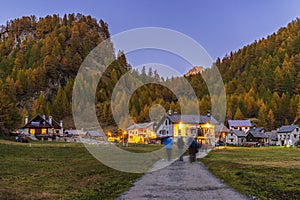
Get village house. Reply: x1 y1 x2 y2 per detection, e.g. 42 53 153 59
22 114 63 140
265 131 278 145
126 122 157 143
64 129 86 138
156 111 219 145
225 129 247 145
85 130 105 140
277 125 300 146
228 120 252 132
245 127 269 145
215 124 229 143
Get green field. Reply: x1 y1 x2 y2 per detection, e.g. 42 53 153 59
0 140 162 199
201 147 300 200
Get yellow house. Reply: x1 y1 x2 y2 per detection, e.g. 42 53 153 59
126 122 157 143
156 112 219 145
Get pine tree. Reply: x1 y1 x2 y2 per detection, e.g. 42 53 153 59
267 109 275 130
257 103 267 128
233 107 244 120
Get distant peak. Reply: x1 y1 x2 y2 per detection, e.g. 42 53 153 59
184 66 205 77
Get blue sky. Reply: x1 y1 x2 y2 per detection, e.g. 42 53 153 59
1 0 300 74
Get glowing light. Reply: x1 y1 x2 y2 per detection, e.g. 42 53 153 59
179 121 183 129
204 123 211 128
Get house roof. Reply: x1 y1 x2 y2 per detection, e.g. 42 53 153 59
126 122 156 131
215 124 229 133
86 131 104 137
165 114 219 125
265 131 278 141
247 127 264 134
51 119 62 129
247 127 266 138
22 114 62 129
228 120 252 127
23 114 52 129
277 125 299 133
229 130 247 137
247 131 268 138
65 129 86 135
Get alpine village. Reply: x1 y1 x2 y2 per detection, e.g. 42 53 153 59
1 14 300 199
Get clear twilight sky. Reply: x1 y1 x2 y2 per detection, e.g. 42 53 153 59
1 0 300 74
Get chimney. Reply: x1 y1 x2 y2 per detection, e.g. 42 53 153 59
25 116 28 125
42 115 46 120
207 110 211 117
49 116 53 125
59 120 63 128
168 109 173 115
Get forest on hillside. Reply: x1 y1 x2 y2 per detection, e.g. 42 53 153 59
216 18 300 129
1 14 300 134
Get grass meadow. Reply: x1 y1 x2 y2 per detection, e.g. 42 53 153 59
201 146 300 200
0 139 162 199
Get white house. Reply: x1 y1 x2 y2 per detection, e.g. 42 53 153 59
228 120 252 132
126 122 157 143
277 125 300 146
265 131 278 146
226 130 247 145
156 112 219 145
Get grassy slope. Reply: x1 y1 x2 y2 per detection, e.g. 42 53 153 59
0 140 162 199
201 147 300 200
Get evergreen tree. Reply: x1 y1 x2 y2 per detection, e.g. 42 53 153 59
233 107 244 120
267 109 275 130
257 103 267 128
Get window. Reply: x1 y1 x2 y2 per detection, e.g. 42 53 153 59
41 128 47 134
230 139 233 142
30 129 35 134
239 127 242 131
241 139 244 142
294 134 297 139
159 130 166 135
231 133 233 136
165 120 168 125
190 128 196 135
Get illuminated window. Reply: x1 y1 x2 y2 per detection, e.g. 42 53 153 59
30 129 35 134
42 128 47 134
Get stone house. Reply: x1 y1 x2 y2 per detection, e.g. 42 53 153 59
225 130 247 145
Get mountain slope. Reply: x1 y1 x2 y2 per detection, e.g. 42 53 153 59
0 14 119 132
212 18 300 128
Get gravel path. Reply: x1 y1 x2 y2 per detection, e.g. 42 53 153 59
117 151 249 200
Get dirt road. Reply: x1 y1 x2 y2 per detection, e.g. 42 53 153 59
117 152 249 200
